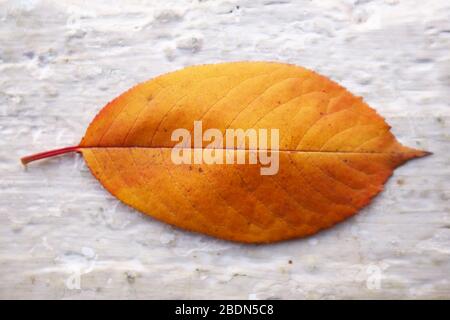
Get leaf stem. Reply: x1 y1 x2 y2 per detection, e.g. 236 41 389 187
21 146 80 165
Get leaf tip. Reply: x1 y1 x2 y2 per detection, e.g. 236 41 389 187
411 148 432 159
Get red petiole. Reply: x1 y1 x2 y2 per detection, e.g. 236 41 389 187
21 146 80 165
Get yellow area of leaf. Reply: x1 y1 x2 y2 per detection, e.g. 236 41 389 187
78 62 427 243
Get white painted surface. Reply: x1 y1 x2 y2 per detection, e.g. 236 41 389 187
0 0 449 299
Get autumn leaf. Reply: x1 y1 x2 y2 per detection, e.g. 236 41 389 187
21 62 429 243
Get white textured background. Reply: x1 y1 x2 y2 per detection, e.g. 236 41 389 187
0 0 449 299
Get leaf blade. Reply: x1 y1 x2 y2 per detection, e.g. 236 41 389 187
49 61 430 242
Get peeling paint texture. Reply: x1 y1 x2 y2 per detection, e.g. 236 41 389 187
0 0 449 299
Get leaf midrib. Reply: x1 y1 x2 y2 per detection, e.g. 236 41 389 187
80 146 412 155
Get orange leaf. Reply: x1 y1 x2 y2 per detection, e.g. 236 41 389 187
22 62 429 243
